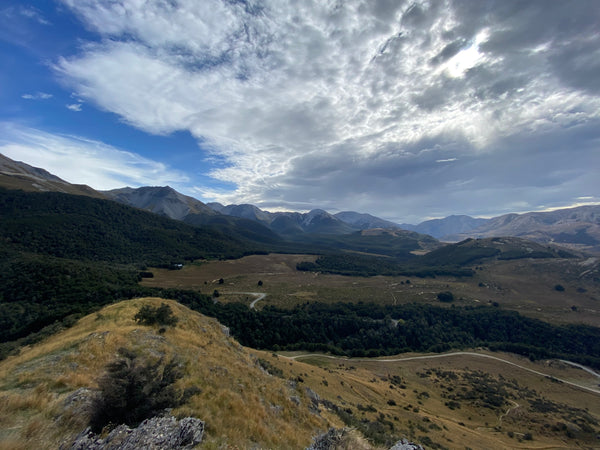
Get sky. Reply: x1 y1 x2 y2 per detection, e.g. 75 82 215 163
1 0 599 224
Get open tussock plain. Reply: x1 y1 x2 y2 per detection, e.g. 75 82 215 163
141 253 600 326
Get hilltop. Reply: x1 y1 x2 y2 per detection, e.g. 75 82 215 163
0 298 328 449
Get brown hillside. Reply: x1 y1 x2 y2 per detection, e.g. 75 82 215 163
0 298 327 449
1 298 599 449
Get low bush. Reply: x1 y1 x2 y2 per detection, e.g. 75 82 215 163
437 291 454 303
89 347 184 432
134 303 178 327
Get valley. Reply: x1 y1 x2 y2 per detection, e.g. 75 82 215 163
141 253 600 327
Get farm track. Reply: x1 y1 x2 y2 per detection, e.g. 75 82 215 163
226 292 267 309
286 351 600 395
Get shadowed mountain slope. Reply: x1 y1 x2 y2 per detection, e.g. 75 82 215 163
0 153 104 198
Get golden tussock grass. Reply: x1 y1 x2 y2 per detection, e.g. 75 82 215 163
0 298 329 449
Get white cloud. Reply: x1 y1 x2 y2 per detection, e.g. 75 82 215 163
18 6 50 25
66 103 82 111
22 92 53 100
51 0 600 221
0 123 190 191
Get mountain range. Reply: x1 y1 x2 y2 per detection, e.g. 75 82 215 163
2 153 599 254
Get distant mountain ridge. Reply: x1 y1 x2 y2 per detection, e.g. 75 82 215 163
1 154 598 253
0 153 104 198
334 211 401 230
401 215 489 239
207 203 357 235
103 186 216 221
445 206 600 253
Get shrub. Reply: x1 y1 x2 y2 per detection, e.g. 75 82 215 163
89 348 183 432
134 303 178 327
437 291 454 303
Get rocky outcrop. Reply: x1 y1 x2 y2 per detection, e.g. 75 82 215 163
306 428 368 450
389 439 425 450
68 415 204 450
307 428 424 450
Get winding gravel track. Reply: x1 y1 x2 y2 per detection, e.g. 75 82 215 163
227 292 267 309
286 351 600 395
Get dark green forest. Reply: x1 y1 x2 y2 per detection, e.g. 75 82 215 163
151 290 600 369
0 188 260 264
296 254 474 277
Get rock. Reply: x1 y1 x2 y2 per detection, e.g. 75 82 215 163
304 387 320 403
67 415 204 449
57 388 95 427
304 387 320 413
306 428 351 450
388 438 425 450
307 429 424 450
62 388 95 416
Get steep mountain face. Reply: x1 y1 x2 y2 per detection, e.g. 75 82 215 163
334 211 400 229
269 213 305 235
0 153 104 198
103 186 216 221
219 203 272 224
207 203 357 236
300 209 355 234
208 203 405 236
0 188 254 265
446 206 600 253
96 188 282 247
401 215 489 239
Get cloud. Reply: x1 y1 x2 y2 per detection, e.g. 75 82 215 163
22 92 53 100
0 123 190 191
51 0 600 221
66 103 82 112
1 5 50 26
18 6 51 25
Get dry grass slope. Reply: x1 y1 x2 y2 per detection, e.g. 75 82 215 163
0 298 327 449
1 297 599 449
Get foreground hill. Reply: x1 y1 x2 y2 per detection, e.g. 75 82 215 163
1 298 598 449
0 298 328 449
